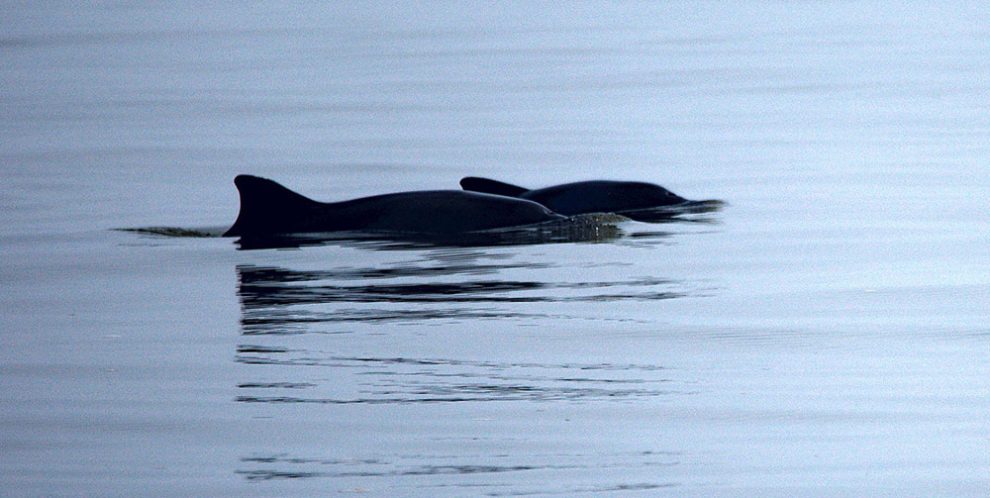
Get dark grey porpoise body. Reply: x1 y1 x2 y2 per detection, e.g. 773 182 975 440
223 175 564 237
459 177 690 216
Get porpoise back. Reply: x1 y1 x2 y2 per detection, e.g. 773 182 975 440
460 177 689 216
224 175 564 237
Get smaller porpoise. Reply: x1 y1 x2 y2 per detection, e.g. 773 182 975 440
224 175 565 237
460 177 696 217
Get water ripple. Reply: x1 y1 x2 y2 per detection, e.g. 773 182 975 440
234 354 682 404
237 263 688 328
235 450 681 485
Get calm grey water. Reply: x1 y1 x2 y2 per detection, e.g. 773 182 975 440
2 2 988 496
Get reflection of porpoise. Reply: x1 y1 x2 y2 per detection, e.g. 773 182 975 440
460 177 695 217
223 175 564 237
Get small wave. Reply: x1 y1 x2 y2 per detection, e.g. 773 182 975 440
618 199 726 223
116 226 225 237
117 208 719 248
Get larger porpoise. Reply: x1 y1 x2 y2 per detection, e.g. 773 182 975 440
223 175 565 237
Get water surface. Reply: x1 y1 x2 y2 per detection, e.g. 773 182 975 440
2 2 988 496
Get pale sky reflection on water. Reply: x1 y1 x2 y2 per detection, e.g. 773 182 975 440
1 2 988 496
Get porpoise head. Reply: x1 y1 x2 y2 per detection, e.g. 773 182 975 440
617 181 688 208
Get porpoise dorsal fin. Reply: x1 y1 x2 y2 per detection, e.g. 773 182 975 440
459 177 529 198
223 175 323 237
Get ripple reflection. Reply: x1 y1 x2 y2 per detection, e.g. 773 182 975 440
235 450 680 486
235 352 684 405
237 262 685 330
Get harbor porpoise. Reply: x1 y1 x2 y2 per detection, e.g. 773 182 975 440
460 177 701 217
224 175 565 237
